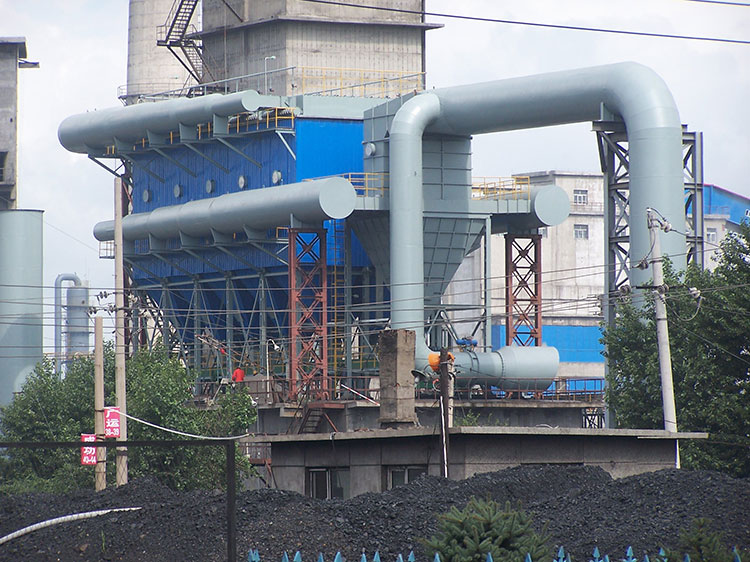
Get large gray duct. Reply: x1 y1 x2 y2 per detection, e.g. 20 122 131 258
58 90 281 154
390 62 684 384
94 177 357 243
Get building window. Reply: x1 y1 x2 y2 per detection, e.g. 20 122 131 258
745 209 750 219
706 227 718 243
573 189 588 205
574 224 589 240
386 465 427 489
0 152 7 182
307 468 350 499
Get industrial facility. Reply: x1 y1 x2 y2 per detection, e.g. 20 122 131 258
6 0 741 495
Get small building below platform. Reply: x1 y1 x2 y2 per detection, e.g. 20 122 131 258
245 427 706 499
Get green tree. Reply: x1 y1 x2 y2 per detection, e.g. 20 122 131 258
0 346 257 492
423 497 550 562
603 223 750 477
660 518 750 562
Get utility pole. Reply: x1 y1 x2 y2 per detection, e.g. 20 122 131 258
646 208 680 468
439 348 453 478
114 177 128 484
94 316 106 491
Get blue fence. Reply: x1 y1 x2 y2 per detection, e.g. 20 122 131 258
247 546 744 562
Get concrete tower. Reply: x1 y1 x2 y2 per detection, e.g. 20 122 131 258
0 38 37 209
125 0 197 104
0 38 42 406
200 0 438 96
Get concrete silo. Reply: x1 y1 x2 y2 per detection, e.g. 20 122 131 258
0 209 43 405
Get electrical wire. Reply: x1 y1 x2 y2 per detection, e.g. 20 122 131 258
302 0 750 46
121 411 253 441
683 0 750 6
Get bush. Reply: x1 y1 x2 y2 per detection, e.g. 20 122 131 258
423 496 550 562
661 518 748 562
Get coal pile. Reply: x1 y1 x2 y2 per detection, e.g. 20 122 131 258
1 466 748 562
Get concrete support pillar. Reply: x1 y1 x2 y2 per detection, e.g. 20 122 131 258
378 329 418 428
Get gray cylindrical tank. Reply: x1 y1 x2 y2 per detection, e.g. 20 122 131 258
0 210 43 405
66 284 90 359
125 0 195 104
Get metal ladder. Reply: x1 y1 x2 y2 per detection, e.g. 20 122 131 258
157 0 215 82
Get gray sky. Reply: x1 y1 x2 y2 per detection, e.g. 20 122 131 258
1 0 748 350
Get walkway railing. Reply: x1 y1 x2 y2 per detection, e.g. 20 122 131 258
472 176 531 200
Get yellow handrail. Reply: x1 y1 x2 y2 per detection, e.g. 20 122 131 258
471 176 531 200
297 66 424 98
305 172 389 197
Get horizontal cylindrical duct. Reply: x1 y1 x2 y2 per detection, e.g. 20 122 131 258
493 184 571 232
93 177 357 242
58 90 275 154
416 346 559 392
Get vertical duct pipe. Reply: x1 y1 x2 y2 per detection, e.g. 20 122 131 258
389 62 683 382
55 273 82 376
66 283 90 359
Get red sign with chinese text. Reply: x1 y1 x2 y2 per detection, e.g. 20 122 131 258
81 434 97 466
104 407 121 438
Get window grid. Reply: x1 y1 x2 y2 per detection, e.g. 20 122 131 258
573 189 588 205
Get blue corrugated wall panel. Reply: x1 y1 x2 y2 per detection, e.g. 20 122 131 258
491 324 605 363
124 118 376 348
294 119 364 181
130 134 296 214
295 118 371 267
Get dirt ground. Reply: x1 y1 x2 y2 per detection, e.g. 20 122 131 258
1 466 748 561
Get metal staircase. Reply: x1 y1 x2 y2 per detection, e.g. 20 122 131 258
157 0 215 83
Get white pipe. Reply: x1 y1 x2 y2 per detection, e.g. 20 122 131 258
0 507 142 546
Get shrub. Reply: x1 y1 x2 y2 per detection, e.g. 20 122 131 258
423 496 550 562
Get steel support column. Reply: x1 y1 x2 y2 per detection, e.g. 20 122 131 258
288 228 329 400
504 234 542 347
596 122 704 327
683 129 704 269
484 217 493 349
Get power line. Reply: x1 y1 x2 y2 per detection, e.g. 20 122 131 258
303 0 750 46
683 0 750 6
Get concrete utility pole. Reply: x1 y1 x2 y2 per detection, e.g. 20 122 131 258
646 209 680 468
94 316 106 491
114 177 128 484
439 348 453 479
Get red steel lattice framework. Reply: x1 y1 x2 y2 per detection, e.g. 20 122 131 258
505 234 542 346
288 229 329 400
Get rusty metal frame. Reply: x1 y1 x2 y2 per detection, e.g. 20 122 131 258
288 228 329 400
505 234 542 346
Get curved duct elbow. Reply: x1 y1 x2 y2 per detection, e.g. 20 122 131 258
94 177 357 243
389 62 683 378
